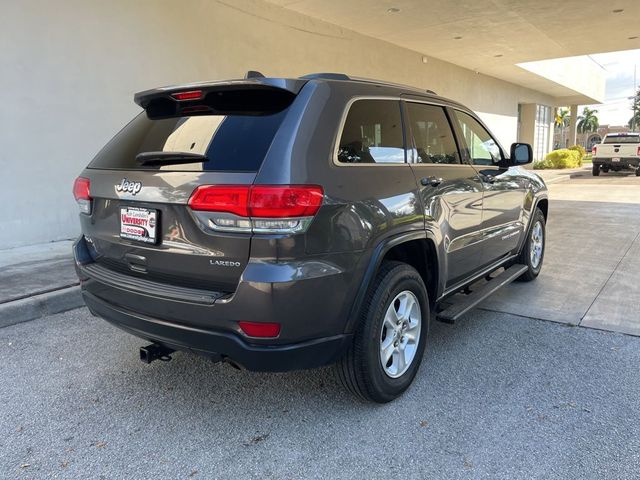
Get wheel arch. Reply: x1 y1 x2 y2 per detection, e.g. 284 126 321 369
536 197 549 221
516 195 548 256
344 231 442 333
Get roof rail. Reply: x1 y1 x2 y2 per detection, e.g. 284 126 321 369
298 73 438 95
245 70 265 79
350 76 436 95
300 72 351 81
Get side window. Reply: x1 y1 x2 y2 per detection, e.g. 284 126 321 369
337 100 405 164
453 111 502 166
406 103 460 165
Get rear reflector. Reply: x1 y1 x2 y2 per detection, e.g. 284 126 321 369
188 185 323 218
239 321 281 338
171 90 204 101
73 177 92 214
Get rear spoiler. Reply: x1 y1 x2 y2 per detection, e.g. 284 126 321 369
134 78 307 119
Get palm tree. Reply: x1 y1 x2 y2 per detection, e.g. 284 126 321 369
555 107 570 147
555 108 570 129
577 107 599 133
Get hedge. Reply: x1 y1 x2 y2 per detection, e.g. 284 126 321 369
533 148 582 169
568 144 586 161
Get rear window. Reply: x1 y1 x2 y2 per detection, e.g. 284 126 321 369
603 135 640 144
89 108 290 172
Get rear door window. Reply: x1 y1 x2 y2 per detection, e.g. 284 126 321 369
89 105 290 172
406 102 460 164
337 100 406 164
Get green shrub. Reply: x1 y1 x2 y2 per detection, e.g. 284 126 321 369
533 149 582 169
568 144 586 162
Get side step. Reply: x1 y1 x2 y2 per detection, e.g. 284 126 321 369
437 264 528 323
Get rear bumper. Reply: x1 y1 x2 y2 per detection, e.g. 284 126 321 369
83 291 351 371
73 235 361 371
594 158 639 168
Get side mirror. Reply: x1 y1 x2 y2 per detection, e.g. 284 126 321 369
510 143 533 165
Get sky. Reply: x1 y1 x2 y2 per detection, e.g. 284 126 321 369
584 49 640 126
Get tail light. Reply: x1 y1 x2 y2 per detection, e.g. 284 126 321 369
188 185 323 234
637 146 640 157
592 145 597 155
73 177 92 214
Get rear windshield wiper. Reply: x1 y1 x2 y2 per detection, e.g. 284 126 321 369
136 151 206 166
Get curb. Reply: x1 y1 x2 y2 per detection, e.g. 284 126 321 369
543 174 573 185
0 287 84 329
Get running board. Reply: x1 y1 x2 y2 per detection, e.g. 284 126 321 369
437 264 528 323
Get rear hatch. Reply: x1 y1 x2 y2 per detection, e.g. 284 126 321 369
77 81 303 293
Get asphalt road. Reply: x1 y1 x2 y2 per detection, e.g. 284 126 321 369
1 308 639 479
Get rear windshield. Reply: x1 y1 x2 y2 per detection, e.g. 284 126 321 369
89 109 290 172
603 135 640 144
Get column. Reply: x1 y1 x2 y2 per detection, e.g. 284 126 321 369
568 104 578 147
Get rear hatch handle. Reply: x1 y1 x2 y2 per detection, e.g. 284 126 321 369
125 253 148 273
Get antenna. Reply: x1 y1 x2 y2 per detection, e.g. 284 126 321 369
245 71 265 79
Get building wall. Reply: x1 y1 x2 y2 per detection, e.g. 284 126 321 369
0 0 557 249
519 104 537 147
554 125 632 150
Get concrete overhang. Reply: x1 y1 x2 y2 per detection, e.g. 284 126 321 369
266 0 639 104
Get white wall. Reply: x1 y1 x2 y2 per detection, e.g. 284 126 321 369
0 0 556 249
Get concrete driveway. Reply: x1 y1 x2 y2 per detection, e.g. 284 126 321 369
482 167 640 335
1 167 640 479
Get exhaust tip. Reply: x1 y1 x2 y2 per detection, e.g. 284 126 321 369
223 357 243 370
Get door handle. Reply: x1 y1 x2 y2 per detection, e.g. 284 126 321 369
420 176 443 187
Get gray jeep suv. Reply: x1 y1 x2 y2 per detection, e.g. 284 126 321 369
73 72 548 402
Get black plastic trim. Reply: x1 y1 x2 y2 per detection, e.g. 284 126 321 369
83 292 352 372
79 263 225 305
344 230 428 333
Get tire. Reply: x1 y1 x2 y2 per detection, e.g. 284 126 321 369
635 168 640 177
592 164 600 176
335 261 429 403
516 208 546 282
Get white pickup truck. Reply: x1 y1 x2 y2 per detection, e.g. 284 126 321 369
592 132 640 176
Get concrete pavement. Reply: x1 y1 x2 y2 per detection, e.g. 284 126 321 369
1 308 638 479
531 165 588 184
481 168 640 335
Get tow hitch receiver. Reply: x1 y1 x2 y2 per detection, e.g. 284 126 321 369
140 344 175 364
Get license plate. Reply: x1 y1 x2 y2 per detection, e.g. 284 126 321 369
612 157 621 162
120 207 158 244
